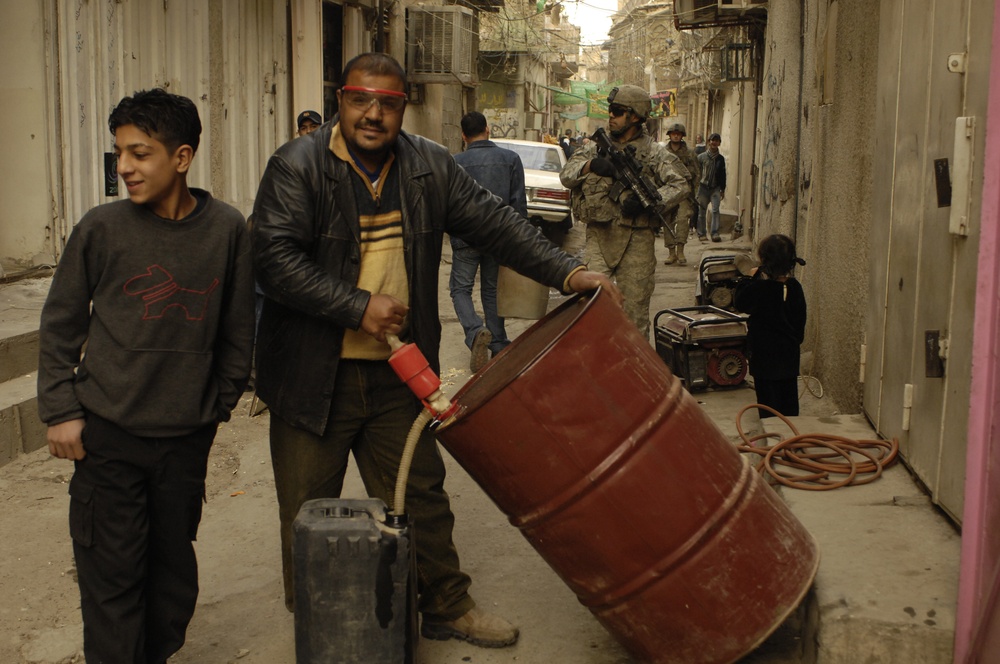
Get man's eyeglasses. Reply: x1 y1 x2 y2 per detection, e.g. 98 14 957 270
341 86 408 113
608 105 630 118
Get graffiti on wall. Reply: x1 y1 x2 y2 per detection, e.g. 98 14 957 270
485 109 519 138
759 58 784 210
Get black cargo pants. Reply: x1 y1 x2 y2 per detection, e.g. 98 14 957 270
68 413 216 664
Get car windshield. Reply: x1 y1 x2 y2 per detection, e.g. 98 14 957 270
495 143 563 172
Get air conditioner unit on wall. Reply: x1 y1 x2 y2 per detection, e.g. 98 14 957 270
674 0 718 25
407 6 476 85
718 0 767 12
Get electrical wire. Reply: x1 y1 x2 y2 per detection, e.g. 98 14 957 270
735 404 899 491
798 374 824 399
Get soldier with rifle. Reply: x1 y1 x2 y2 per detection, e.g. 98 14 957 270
662 122 700 266
560 85 690 339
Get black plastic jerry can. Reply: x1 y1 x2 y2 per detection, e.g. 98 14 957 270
292 498 417 664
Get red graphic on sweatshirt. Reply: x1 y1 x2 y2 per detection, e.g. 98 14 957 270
123 265 219 320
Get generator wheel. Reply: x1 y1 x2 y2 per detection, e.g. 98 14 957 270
708 349 748 386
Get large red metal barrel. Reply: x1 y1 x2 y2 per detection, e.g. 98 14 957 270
435 288 819 664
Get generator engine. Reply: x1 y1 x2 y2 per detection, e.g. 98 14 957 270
695 254 746 311
654 306 750 391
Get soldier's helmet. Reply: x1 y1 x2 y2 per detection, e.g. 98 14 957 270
607 85 652 119
667 122 687 136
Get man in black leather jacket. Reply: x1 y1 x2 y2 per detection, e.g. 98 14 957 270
250 53 618 649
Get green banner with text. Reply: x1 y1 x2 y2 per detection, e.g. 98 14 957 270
550 80 621 119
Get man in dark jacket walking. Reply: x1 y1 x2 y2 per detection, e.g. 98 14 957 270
559 129 575 158
450 111 527 371
250 53 618 649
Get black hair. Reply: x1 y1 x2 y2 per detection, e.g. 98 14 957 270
460 111 488 137
108 88 201 153
758 234 804 277
341 53 408 94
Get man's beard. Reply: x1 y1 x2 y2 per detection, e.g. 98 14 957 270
351 122 390 155
609 124 630 139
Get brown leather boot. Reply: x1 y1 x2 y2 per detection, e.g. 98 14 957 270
663 246 678 265
676 243 687 265
422 606 520 647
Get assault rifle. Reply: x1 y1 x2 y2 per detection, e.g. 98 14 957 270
591 127 675 240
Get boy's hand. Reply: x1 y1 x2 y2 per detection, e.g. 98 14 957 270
361 294 409 343
568 270 624 308
48 419 86 460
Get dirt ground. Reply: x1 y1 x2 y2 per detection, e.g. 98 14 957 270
2 228 801 664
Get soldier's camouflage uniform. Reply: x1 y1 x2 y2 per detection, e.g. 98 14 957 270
665 140 700 251
560 128 690 338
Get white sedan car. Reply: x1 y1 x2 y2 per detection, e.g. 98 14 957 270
491 139 573 232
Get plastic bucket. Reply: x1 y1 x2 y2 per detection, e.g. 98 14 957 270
436 288 819 664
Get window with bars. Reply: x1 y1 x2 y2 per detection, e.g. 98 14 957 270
721 42 754 81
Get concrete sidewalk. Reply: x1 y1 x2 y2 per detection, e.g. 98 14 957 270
0 230 960 664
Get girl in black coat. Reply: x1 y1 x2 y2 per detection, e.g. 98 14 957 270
734 234 807 418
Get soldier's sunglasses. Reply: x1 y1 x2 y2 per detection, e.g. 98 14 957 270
608 105 630 117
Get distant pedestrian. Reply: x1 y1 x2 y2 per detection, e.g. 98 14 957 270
560 129 575 158
734 234 807 419
37 88 255 664
695 134 706 155
451 111 527 371
697 132 726 242
296 109 322 136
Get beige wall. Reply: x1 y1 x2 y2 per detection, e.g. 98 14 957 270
0 0 291 272
291 0 325 122
803 1 879 417
404 84 467 154
0 1 58 269
714 80 756 225
754 0 879 413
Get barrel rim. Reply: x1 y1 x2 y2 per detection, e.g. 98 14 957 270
437 288 602 431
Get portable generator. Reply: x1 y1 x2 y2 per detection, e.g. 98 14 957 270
695 254 745 311
654 306 750 391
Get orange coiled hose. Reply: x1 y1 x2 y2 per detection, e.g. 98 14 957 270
735 404 899 490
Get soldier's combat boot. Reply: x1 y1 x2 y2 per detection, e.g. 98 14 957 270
663 246 678 265
676 244 687 266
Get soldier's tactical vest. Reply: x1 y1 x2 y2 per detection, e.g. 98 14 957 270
571 134 660 230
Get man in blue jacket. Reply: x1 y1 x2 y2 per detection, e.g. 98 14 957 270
250 53 619 649
697 132 727 242
450 111 528 371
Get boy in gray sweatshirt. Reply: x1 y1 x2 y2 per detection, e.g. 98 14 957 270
37 88 255 663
